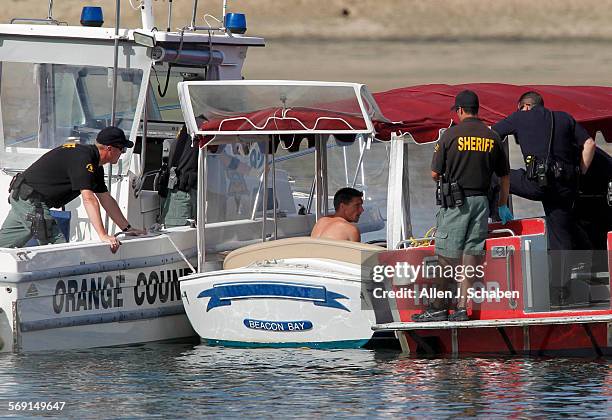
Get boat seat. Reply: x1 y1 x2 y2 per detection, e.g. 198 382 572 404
223 236 383 269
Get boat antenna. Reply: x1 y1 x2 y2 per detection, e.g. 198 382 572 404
111 0 121 126
167 0 173 31
222 0 228 29
48 0 54 21
190 0 199 30
107 0 122 229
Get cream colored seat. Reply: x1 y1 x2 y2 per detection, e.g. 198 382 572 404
223 236 383 269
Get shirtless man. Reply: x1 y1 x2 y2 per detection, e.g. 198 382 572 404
311 187 364 242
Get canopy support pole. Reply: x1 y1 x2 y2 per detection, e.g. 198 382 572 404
314 135 323 221
321 135 329 215
261 141 269 241
271 138 278 240
196 145 207 273
140 82 149 180
386 133 411 249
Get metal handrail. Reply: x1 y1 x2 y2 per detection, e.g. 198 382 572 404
506 246 517 309
10 0 66 25
489 228 516 236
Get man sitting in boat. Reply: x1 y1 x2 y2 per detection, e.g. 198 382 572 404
310 187 364 242
0 127 146 252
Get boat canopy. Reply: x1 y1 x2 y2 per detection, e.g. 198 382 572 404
177 80 386 146
179 82 612 146
373 83 612 143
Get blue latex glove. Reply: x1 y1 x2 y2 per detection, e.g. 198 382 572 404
498 205 514 225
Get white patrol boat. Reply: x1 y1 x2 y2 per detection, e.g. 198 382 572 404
0 0 267 352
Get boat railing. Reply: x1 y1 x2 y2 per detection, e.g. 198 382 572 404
489 228 517 236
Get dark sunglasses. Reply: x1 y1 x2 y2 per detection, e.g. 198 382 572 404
109 144 126 153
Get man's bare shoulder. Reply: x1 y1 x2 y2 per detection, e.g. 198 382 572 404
311 216 360 242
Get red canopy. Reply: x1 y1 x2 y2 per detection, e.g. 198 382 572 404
373 83 612 143
199 107 368 133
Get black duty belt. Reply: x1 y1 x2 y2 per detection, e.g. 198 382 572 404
14 183 46 204
463 189 488 197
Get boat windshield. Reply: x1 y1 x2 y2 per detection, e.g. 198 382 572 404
178 81 383 137
0 62 143 169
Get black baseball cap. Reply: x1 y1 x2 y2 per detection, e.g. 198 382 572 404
96 126 134 148
451 90 479 111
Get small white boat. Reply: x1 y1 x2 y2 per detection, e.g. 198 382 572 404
179 80 395 348
181 237 384 348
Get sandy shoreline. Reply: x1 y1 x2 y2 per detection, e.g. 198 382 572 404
4 0 612 41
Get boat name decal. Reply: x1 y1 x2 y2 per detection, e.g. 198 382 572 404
133 268 192 306
52 267 193 314
53 275 126 314
197 282 350 312
243 319 313 332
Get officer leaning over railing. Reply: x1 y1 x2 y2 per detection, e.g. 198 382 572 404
492 91 597 306
0 127 146 253
412 90 511 323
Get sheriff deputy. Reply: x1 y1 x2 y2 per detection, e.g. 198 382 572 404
492 91 596 305
412 90 512 323
0 127 146 252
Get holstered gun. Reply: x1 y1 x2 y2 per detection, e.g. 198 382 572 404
26 204 48 244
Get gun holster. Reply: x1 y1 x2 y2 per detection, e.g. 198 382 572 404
525 155 549 188
155 161 170 198
437 180 465 209
26 204 48 243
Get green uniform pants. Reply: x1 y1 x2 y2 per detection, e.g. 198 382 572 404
0 196 66 248
434 195 489 259
161 188 198 227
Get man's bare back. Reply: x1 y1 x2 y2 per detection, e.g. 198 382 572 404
311 216 361 242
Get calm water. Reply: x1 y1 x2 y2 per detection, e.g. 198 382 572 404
1 343 612 418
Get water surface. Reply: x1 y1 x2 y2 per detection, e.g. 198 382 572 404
1 344 611 418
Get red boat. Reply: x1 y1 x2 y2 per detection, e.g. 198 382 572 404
371 84 612 357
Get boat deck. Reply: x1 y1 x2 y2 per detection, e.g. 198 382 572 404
374 314 612 356
373 314 612 331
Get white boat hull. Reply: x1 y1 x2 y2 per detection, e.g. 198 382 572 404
180 260 377 348
0 231 203 352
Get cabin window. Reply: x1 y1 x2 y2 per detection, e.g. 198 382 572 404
0 62 39 148
54 72 86 132
0 62 143 151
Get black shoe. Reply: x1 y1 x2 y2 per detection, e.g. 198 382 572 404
411 308 448 322
448 309 469 322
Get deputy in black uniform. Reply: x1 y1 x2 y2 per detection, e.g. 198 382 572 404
492 91 596 304
413 90 511 322
0 127 146 252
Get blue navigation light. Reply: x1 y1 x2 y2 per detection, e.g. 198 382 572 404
225 13 247 34
81 6 104 27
